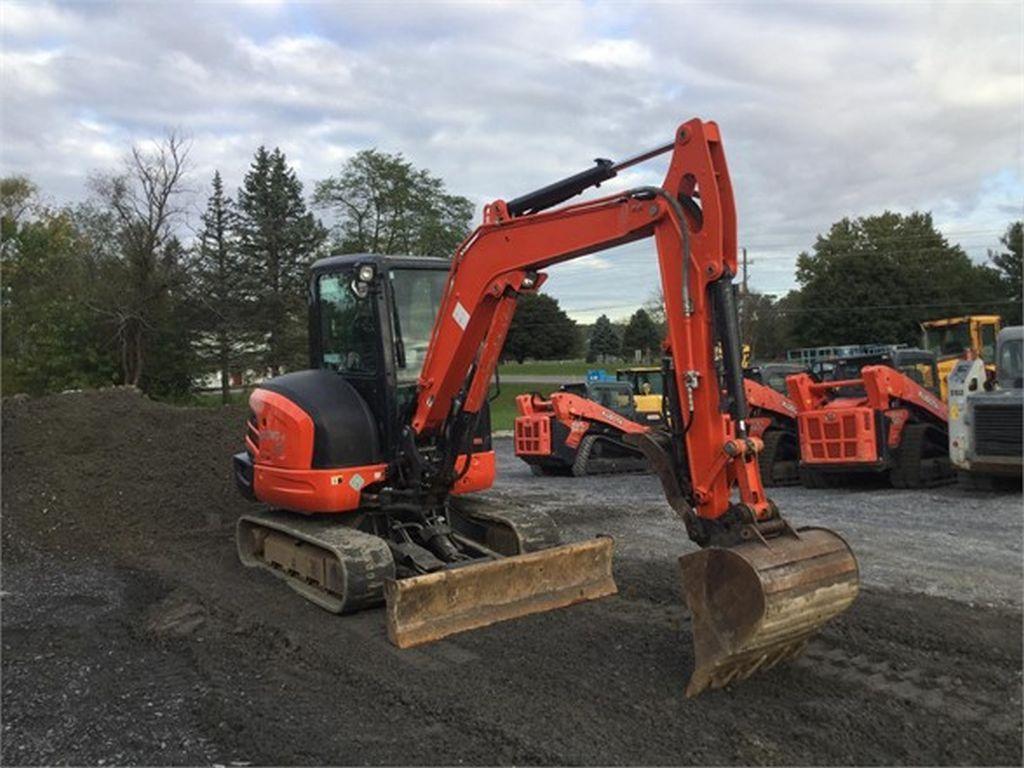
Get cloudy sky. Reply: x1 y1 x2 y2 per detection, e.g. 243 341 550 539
3 0 1022 321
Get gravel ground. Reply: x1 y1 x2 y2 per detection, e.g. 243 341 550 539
2 389 1022 766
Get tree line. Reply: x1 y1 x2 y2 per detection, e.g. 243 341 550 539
1 136 474 400
3 133 1020 400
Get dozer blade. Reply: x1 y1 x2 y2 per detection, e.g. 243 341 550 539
385 536 617 648
680 526 859 697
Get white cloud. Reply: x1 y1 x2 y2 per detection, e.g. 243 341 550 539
0 0 1020 319
570 39 652 69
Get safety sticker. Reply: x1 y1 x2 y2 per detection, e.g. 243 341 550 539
453 301 470 330
349 473 365 491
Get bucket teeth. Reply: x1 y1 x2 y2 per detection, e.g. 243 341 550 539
680 526 859 697
386 536 617 648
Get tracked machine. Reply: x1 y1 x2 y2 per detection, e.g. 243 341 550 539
744 377 801 486
514 381 651 476
787 351 951 488
233 118 859 696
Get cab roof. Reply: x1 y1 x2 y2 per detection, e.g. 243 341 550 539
920 315 1001 328
311 253 451 274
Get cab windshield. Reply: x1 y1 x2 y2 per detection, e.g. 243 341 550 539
389 267 448 382
998 338 1023 388
924 323 971 356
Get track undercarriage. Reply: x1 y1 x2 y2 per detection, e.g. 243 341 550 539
237 496 617 646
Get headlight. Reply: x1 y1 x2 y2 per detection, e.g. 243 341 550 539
357 264 375 282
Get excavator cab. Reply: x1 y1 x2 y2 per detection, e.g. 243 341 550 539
307 254 494 458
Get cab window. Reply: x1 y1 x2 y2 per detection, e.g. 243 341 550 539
980 323 997 361
318 272 378 375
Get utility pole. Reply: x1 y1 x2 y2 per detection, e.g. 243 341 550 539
741 247 749 295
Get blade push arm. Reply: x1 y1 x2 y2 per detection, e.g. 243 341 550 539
413 118 771 527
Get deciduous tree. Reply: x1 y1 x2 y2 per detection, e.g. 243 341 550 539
87 132 194 391
791 212 1003 346
314 149 474 258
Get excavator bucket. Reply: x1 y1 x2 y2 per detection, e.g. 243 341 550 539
680 527 859 697
385 536 616 648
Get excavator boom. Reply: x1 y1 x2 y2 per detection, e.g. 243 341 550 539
389 118 859 693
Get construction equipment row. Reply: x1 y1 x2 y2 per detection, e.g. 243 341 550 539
516 333 1023 489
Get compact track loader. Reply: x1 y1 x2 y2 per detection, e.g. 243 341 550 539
787 351 951 488
514 381 651 476
233 118 859 697
744 377 801 486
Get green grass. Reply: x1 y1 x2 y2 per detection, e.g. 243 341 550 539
488 381 553 432
496 359 592 377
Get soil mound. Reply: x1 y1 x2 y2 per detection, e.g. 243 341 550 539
2 388 250 561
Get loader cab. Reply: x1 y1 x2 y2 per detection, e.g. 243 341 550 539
829 349 940 397
561 380 640 420
309 254 491 458
744 362 807 395
996 327 1024 390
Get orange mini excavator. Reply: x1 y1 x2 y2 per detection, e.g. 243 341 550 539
787 361 951 488
233 118 859 697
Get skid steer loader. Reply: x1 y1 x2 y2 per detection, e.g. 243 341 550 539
514 380 652 476
787 350 951 488
232 118 859 697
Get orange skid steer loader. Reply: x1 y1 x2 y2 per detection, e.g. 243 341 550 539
514 383 651 476
787 362 952 488
744 378 801 487
232 118 858 697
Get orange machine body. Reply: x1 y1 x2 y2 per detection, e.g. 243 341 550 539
245 389 495 514
787 365 947 469
744 378 799 439
515 391 650 455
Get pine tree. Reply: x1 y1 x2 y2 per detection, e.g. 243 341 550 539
192 171 251 402
236 147 327 375
621 309 660 362
502 292 580 363
588 314 621 363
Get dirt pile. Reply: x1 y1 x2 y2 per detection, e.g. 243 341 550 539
2 389 1022 766
2 388 250 563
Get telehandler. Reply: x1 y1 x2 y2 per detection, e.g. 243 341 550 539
233 118 859 697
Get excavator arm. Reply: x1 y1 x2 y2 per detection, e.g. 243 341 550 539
414 119 768 527
397 118 859 696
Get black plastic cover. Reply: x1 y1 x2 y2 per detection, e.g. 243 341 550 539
260 369 384 469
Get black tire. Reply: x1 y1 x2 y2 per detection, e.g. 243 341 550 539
759 429 800 487
891 422 928 488
759 429 781 486
571 435 597 477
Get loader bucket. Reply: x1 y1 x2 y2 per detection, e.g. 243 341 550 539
680 527 859 697
385 536 616 648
